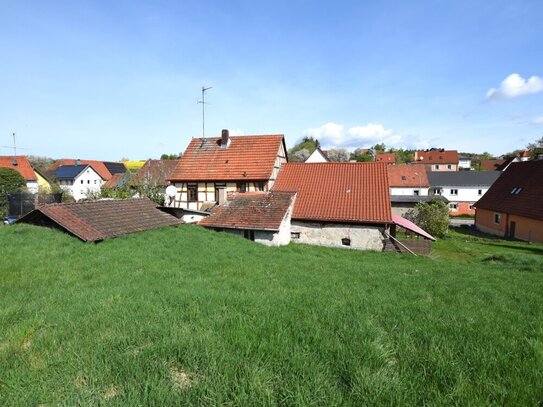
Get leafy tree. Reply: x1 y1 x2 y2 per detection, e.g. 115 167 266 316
288 137 320 161
293 148 311 162
0 168 27 217
350 148 373 162
405 197 449 238
160 153 181 160
27 155 56 173
373 143 386 153
327 148 350 162
526 136 543 158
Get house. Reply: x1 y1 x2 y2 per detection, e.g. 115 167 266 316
375 153 397 164
0 156 39 193
428 171 501 215
199 191 297 246
458 156 472 170
130 159 179 188
480 159 508 171
305 148 330 163
273 162 393 251
168 130 287 210
46 159 127 182
53 164 104 201
474 160 543 243
387 164 431 215
17 198 181 242
413 149 459 171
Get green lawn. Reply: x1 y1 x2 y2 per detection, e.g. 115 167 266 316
1 224 542 405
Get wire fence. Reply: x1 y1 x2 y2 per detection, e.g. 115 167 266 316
7 192 63 219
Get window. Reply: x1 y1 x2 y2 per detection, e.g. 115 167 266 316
291 232 300 239
450 189 458 195
187 183 198 202
433 188 441 195
87 180 90 184
94 180 97 184
81 180 84 184
413 189 420 196
469 204 474 210
256 182 265 191
478 189 482 195
401 176 407 181
447 164 452 170
511 187 523 195
449 203 458 210
434 164 439 170
237 182 247 193
243 230 255 241
494 213 501 224
341 238 351 246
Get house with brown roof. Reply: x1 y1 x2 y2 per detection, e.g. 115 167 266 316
413 149 459 171
199 191 297 246
474 160 543 243
387 164 432 215
168 130 287 210
375 153 397 164
273 162 393 251
0 156 40 193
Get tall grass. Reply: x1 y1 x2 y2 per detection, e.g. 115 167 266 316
0 224 542 405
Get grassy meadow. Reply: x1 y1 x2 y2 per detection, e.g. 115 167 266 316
1 224 542 405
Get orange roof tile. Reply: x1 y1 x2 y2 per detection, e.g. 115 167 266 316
0 156 37 181
273 162 392 224
169 135 286 181
376 153 397 163
200 191 296 231
414 149 459 164
46 159 113 180
388 164 429 187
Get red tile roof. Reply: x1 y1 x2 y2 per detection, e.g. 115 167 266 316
388 164 429 187
199 191 296 231
273 162 392 224
131 160 179 186
169 135 286 181
103 173 127 189
414 149 459 164
480 159 507 171
376 153 397 163
0 156 37 181
18 199 182 241
46 159 113 180
475 160 543 221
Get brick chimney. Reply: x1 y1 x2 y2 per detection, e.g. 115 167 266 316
220 129 230 148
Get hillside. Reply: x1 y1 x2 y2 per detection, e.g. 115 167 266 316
0 224 542 405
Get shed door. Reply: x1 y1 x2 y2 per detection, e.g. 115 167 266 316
508 221 516 239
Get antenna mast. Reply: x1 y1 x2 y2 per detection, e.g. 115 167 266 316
197 86 212 138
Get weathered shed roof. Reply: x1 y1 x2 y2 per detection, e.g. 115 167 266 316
199 191 296 231
17 199 182 241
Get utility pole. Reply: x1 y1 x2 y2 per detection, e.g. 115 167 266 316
197 86 212 138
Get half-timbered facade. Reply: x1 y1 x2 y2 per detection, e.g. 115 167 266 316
168 130 288 210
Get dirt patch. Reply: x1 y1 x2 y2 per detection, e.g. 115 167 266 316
169 367 194 391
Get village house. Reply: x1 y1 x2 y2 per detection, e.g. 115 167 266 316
413 149 459 171
428 171 501 215
475 160 543 243
199 191 297 246
0 156 45 193
458 156 472 170
53 164 104 201
272 162 394 251
46 159 127 183
305 148 330 163
375 153 397 164
168 130 287 211
387 164 433 215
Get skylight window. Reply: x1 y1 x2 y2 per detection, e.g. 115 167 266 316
511 187 523 195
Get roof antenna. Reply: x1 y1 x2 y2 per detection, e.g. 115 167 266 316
1 133 31 165
197 86 213 139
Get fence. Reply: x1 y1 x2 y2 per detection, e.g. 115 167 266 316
383 237 432 255
7 192 63 219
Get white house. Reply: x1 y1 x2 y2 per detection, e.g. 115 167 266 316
305 148 330 163
427 171 501 215
458 156 472 170
53 164 105 201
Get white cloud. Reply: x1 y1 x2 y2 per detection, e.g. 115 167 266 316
530 116 543 125
302 122 429 149
485 73 543 101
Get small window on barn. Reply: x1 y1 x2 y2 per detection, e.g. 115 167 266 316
291 232 300 239
237 182 247 193
187 184 198 202
256 182 265 191
494 213 501 224
341 238 351 246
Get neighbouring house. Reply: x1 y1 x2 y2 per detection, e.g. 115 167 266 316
387 164 431 215
273 162 393 251
46 159 127 182
0 156 39 193
168 129 288 210
458 156 472 170
305 148 330 163
17 198 181 242
413 149 459 171
474 160 543 243
102 172 131 190
53 164 105 201
428 171 501 215
518 150 531 162
375 153 397 164
129 159 179 203
480 159 509 171
199 191 297 246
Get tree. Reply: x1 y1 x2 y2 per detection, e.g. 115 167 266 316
160 153 181 160
0 168 27 217
526 136 543 158
373 143 386 153
327 148 350 162
27 155 56 173
293 148 311 162
350 148 373 162
288 137 320 161
405 197 449 238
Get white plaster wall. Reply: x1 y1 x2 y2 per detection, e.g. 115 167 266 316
306 150 328 163
182 213 207 223
26 181 39 194
439 185 487 203
291 221 385 251
390 187 429 196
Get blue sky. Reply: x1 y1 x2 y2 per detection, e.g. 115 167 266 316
1 0 542 160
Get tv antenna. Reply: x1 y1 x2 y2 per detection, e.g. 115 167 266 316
1 132 31 160
197 86 212 138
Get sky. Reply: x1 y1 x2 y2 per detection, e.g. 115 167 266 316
1 0 542 160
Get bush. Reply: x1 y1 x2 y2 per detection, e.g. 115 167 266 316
0 168 27 217
406 197 449 238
